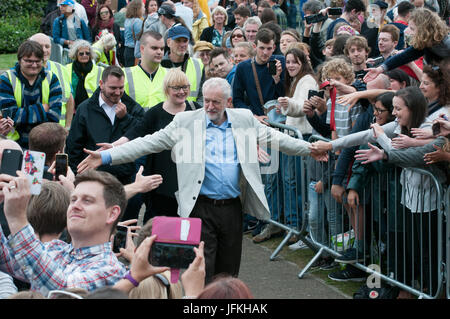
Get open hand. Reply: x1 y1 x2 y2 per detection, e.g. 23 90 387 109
354 142 385 164
423 144 450 165
77 148 102 174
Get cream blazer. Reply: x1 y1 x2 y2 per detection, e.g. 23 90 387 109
108 108 312 220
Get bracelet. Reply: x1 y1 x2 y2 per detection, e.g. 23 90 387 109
124 271 139 287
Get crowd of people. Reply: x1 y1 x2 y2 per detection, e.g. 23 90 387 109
0 0 449 300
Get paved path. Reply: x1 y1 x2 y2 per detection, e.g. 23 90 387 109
238 237 349 299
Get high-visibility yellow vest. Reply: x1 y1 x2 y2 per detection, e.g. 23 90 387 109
92 42 116 66
66 62 104 98
47 60 71 127
5 69 52 141
184 57 203 102
123 65 167 108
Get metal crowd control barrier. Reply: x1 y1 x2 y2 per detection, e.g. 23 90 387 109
260 121 310 260
446 186 450 299
297 135 446 299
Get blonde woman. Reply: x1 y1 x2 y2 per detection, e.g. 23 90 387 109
200 6 230 47
365 8 449 82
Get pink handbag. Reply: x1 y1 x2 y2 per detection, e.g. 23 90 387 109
151 216 202 283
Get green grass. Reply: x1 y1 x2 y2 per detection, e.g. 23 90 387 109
248 234 363 298
0 54 16 71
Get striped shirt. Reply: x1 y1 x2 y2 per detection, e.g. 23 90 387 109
0 224 126 297
326 97 363 138
0 63 62 147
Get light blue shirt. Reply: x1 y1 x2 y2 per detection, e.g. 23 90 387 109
200 114 241 200
101 112 242 200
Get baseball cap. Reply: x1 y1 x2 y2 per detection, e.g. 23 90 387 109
168 25 191 40
59 0 75 6
158 3 176 17
373 0 389 9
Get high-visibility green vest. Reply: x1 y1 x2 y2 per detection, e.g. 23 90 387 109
47 60 71 127
184 57 203 102
66 62 103 98
5 69 52 141
123 65 167 108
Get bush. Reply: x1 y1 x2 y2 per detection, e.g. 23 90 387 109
0 15 42 54
0 0 46 18
0 0 46 53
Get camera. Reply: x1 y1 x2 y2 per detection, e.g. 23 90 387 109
305 13 328 24
367 56 384 68
308 90 325 100
355 70 367 80
328 7 343 15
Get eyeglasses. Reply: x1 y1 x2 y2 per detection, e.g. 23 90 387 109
373 107 388 114
22 59 43 66
47 290 83 299
100 11 110 15
168 85 190 92
232 33 244 39
78 51 90 56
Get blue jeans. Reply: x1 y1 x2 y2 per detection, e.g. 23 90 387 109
280 153 302 229
308 181 326 244
261 149 282 223
323 187 344 238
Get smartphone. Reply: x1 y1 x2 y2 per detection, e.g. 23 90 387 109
328 7 343 15
432 122 440 136
112 225 128 253
308 90 325 100
149 242 197 269
268 60 277 75
22 150 46 195
55 153 68 178
305 13 328 24
0 149 23 176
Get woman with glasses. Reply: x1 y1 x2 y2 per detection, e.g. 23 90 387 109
97 69 202 223
66 40 103 108
200 6 230 47
229 27 247 48
91 4 122 45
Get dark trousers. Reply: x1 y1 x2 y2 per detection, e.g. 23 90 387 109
190 197 243 284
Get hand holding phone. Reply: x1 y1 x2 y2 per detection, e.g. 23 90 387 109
0 149 23 176
113 225 128 253
268 60 277 75
55 153 68 178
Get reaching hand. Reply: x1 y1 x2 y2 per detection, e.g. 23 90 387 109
96 142 114 151
77 148 103 174
411 127 433 140
309 141 332 154
310 150 329 162
135 167 163 193
255 115 269 126
354 142 385 164
370 123 385 138
337 92 362 110
257 146 271 164
363 66 384 83
391 133 416 149
423 144 450 165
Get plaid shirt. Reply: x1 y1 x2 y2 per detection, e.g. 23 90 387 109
0 224 126 296
326 97 363 138
272 5 288 31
